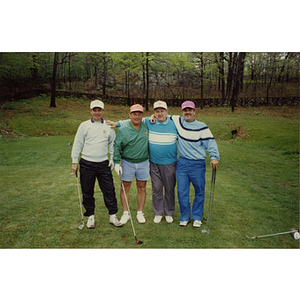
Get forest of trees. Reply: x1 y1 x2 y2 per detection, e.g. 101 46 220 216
0 52 299 111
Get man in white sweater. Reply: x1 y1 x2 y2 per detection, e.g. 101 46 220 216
71 100 122 228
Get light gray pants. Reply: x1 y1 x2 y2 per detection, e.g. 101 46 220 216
150 161 176 216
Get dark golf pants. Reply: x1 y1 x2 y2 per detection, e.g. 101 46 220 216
79 158 118 216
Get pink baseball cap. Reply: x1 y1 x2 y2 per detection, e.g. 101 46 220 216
130 104 144 113
181 101 195 110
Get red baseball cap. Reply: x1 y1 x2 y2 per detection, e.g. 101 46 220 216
130 104 144 113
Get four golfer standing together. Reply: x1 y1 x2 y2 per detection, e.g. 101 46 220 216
71 99 219 229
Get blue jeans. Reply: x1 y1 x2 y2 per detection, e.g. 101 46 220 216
176 157 206 222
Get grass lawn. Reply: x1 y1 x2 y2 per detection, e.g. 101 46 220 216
0 96 298 249
1 96 299 300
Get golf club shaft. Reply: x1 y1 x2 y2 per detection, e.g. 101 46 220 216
121 181 138 238
204 167 216 232
249 230 298 239
76 171 84 225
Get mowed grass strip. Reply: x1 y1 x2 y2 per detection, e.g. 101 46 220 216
0 97 299 248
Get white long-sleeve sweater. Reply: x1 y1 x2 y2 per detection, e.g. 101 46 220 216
71 118 115 163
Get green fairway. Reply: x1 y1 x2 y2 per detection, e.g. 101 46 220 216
0 97 299 248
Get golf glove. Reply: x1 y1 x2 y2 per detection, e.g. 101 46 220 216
114 164 122 176
108 159 114 171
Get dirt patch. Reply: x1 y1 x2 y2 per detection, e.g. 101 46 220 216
0 128 27 140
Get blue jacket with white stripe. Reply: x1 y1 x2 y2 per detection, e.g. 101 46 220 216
171 115 219 161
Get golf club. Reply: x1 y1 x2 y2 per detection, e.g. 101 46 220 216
75 171 84 230
246 228 300 239
202 167 217 234
120 179 143 244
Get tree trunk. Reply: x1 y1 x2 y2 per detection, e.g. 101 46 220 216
278 52 290 83
200 52 204 109
50 52 59 108
237 52 246 93
31 54 38 82
229 52 246 111
230 53 238 112
220 52 225 104
68 52 72 90
142 53 146 99
126 71 130 106
226 52 233 101
145 52 149 111
94 64 98 87
102 52 107 97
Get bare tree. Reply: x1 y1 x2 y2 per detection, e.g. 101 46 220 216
225 52 246 111
145 52 149 111
50 52 75 107
232 52 246 110
50 52 59 108
200 52 204 109
219 52 225 103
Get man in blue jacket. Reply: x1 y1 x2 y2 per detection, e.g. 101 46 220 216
171 101 219 227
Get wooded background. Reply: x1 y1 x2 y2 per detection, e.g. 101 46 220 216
0 52 299 111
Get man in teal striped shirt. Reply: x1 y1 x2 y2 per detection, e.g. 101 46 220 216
146 101 178 224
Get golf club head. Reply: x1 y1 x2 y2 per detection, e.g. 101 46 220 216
78 224 84 230
201 229 210 234
136 240 143 244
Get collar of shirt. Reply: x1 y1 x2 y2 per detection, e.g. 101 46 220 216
156 116 169 125
91 117 104 123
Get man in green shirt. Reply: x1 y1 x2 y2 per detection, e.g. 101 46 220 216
113 104 149 224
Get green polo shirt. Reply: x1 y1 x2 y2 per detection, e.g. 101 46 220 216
113 121 149 163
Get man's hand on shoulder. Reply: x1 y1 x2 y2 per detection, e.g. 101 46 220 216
106 120 118 128
149 114 156 124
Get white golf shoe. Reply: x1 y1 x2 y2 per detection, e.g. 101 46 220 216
153 215 162 224
87 215 95 229
120 211 130 224
179 220 190 227
109 214 123 227
193 220 202 228
137 211 146 223
165 216 173 223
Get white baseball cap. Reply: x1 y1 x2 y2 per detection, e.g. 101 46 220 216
90 100 104 109
153 100 167 110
